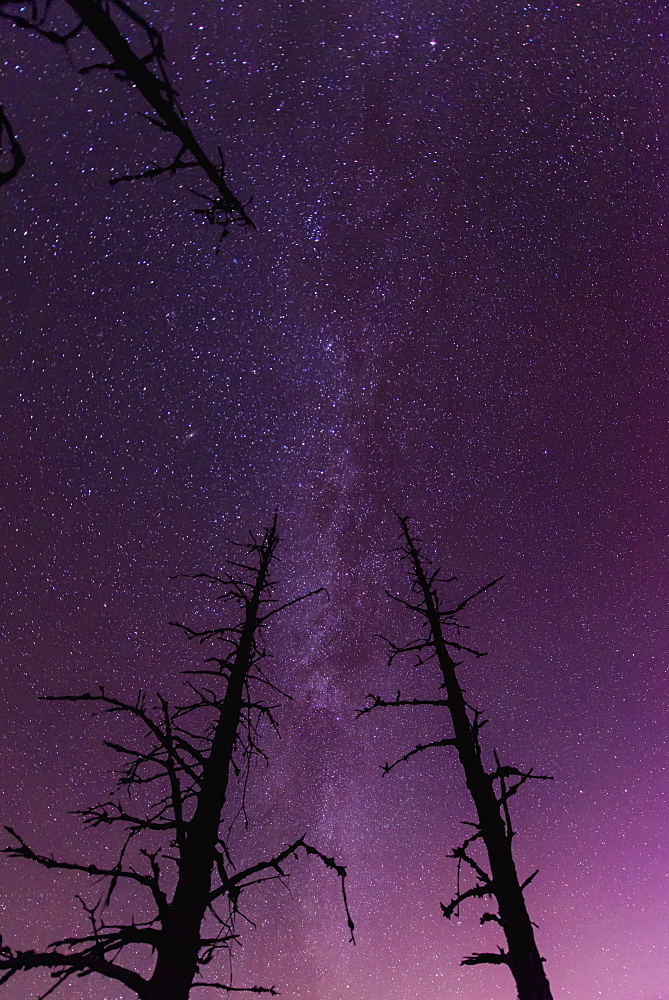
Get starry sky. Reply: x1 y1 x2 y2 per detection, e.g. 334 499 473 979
1 1 668 998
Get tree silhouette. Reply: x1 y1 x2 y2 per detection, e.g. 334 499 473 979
358 516 554 1000
0 0 253 237
0 517 354 1000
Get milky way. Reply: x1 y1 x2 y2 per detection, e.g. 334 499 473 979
1 2 668 998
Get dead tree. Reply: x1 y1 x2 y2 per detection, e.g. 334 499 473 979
1 517 354 1000
358 516 554 1000
0 0 253 237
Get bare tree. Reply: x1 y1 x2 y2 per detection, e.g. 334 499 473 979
0 0 253 237
358 516 554 1000
1 517 354 1000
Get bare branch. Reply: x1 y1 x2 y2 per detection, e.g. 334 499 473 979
0 105 25 185
0 948 147 994
521 869 540 891
461 949 509 966
257 586 326 622
3 825 160 893
441 882 492 920
213 837 355 945
439 577 505 618
382 737 457 774
191 985 279 995
356 692 451 718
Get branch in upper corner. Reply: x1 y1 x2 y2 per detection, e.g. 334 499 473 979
0 0 254 238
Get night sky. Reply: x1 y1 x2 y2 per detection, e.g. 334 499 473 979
1 2 668 998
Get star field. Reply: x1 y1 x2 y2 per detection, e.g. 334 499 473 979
1 2 668 999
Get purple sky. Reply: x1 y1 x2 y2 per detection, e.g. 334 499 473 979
1 2 668 998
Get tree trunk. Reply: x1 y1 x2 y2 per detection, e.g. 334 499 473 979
145 554 270 1000
406 526 553 1000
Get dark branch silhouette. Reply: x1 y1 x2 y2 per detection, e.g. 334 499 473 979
0 0 254 237
358 515 554 1000
0 105 25 186
1 517 353 1000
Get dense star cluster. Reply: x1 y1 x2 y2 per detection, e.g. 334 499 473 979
1 2 667 999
